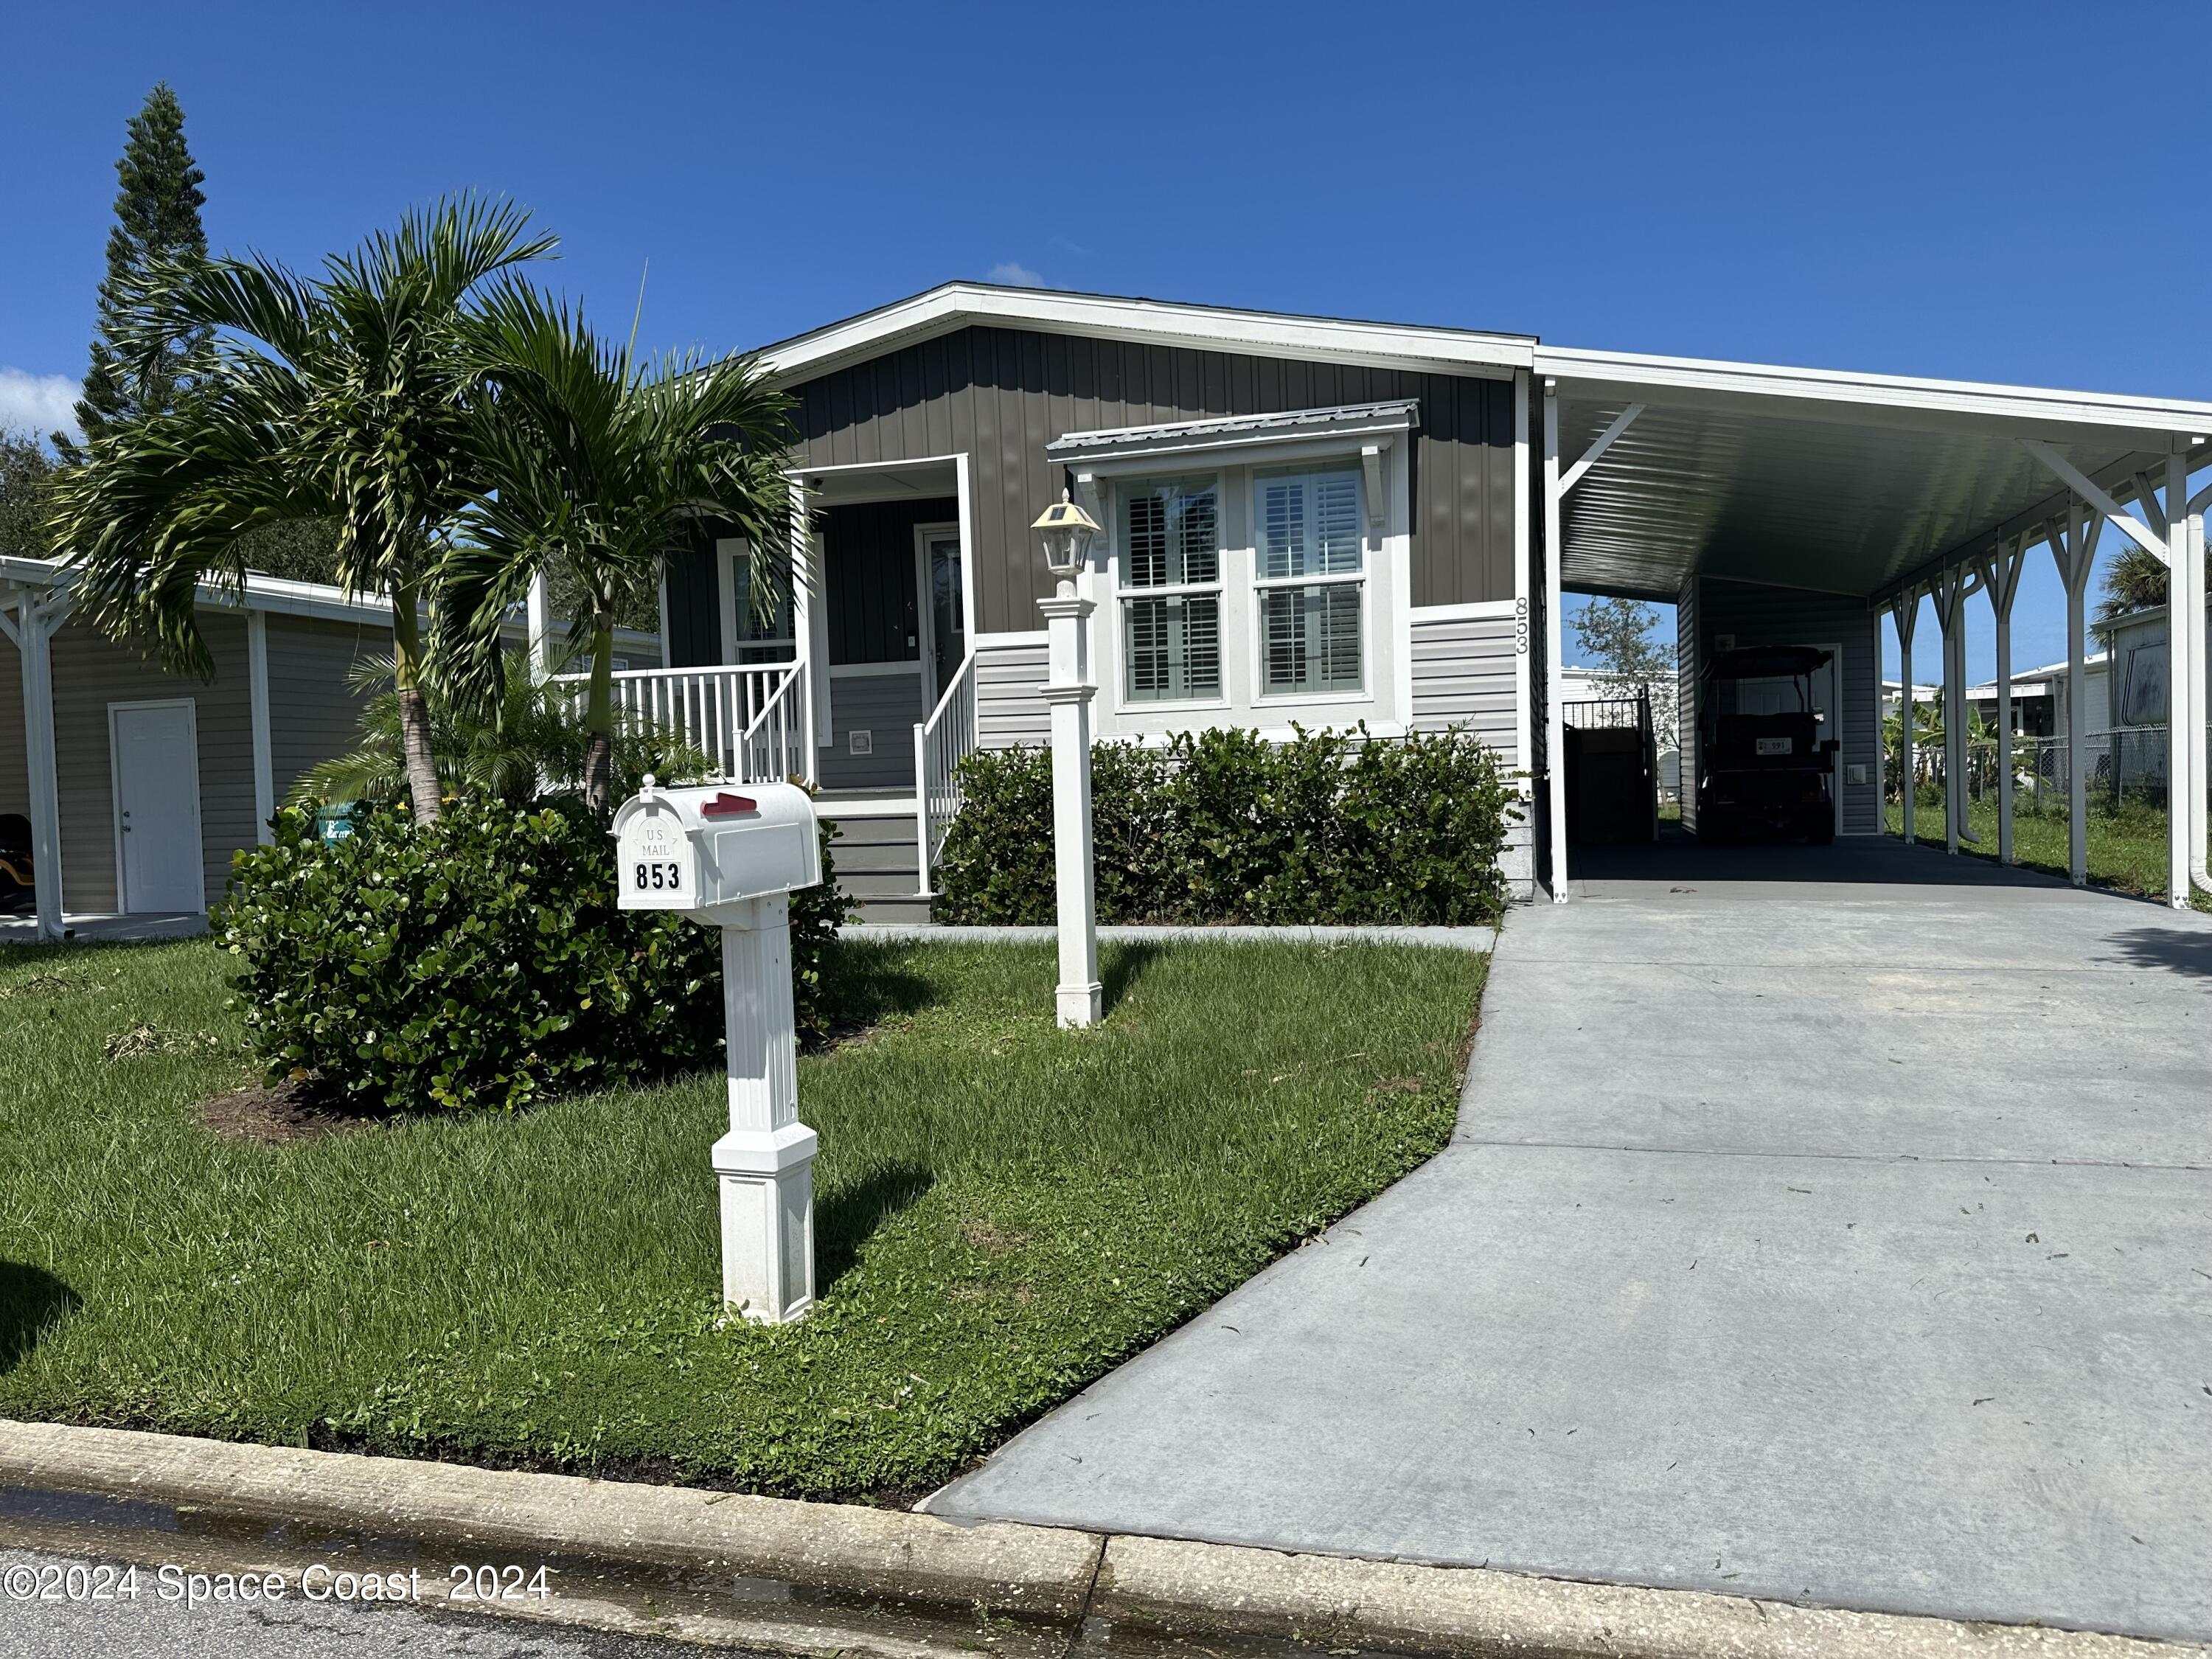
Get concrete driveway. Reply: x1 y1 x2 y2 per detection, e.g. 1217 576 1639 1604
928 838 2212 1644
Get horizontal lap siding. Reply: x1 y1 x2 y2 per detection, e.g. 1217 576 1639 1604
819 671 925 790
975 641 1048 749
1409 612 1519 769
1688 577 1880 835
266 616 385 805
790 327 1516 636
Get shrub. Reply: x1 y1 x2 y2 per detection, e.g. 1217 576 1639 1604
219 799 854 1114
935 726 1517 927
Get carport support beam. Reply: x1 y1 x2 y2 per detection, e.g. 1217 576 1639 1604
2047 503 2098 888
1892 599 1918 846
1542 380 1568 902
2166 439 2201 908
1979 541 2025 865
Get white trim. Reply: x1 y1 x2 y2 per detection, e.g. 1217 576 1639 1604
1512 369 1532 783
761 283 1533 387
715 540 740 664
1540 344 2212 437
828 660 924 679
954 454 978 652
785 452 968 479
107 697 206 916
246 611 274 844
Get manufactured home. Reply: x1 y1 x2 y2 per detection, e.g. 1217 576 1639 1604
577 282 2210 912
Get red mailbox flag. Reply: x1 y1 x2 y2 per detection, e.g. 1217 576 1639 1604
701 793 758 818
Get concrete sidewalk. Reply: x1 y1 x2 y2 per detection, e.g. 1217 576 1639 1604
928 840 2212 1644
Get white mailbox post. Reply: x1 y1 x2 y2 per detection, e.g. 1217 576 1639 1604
612 776 823 1323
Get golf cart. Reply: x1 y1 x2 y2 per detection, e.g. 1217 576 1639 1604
1696 646 1838 844
0 813 33 916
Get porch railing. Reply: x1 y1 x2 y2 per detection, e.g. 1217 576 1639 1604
913 650 978 894
554 660 812 785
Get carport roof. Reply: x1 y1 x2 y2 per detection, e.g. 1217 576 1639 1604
1535 344 2212 606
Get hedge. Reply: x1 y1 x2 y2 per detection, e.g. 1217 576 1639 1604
934 726 1517 927
218 799 852 1115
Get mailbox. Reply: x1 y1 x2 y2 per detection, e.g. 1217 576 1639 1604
610 775 825 1325
612 779 821 917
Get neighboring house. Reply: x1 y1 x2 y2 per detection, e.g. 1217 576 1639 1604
511 283 2212 906
1 555 658 937
1884 658 2113 740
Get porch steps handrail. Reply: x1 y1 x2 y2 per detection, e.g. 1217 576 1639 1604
913 650 978 896
739 661 812 787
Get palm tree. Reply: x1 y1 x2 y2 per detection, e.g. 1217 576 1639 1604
49 198 554 824
2096 542 2168 628
291 652 709 808
447 282 801 815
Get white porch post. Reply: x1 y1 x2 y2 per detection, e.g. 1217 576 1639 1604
2166 440 2197 907
246 609 275 844
1037 588 1100 1028
10 591 69 942
1928 568 1968 854
1893 597 1918 846
1980 540 2025 864
526 568 553 681
1541 379 1568 902
2188 505 2210 893
2048 502 2098 887
792 479 825 784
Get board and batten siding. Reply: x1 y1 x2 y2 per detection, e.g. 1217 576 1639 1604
1683 577 1882 836
265 615 386 804
787 325 1517 636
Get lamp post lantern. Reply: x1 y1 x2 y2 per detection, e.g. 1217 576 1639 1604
1031 490 1102 1028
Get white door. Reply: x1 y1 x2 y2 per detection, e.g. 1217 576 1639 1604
111 700 204 913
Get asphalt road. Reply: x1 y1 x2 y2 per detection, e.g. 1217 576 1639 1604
0 1545 718 1659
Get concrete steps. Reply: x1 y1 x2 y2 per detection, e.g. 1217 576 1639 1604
822 803 933 924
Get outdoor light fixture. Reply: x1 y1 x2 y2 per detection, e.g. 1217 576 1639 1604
1032 487 1102 1027
1032 489 1100 588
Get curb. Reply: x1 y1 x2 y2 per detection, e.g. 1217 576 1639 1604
841 922 1499 952
1 1421 2202 1659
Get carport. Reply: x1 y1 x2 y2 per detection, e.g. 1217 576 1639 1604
1531 349 2212 905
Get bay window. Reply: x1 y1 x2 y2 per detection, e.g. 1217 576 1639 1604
1120 476 1222 702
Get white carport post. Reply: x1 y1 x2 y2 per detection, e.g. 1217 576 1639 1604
2045 501 2099 887
1891 596 1919 846
1978 538 2026 863
1541 380 1568 902
1927 567 1971 854
3 586 71 942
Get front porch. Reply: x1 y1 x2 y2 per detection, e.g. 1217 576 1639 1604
563 455 986 914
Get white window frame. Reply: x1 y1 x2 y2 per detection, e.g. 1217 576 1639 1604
1081 432 1409 741
1113 473 1230 712
1247 465 1371 705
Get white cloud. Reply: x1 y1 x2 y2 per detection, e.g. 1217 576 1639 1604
986 261 1046 288
0 369 83 442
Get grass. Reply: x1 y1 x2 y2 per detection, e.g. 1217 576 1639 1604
0 935 1482 1500
1884 789 2211 908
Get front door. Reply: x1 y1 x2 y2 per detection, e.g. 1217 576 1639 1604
110 700 204 912
922 531 965 706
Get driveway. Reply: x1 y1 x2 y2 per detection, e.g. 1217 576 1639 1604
928 838 2212 1644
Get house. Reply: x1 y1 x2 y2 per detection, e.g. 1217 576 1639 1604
506 281 2212 908
1 554 658 940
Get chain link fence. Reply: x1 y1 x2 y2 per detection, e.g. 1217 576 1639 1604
1922 726 2188 810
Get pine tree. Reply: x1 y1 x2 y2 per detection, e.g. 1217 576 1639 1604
65 83 210 451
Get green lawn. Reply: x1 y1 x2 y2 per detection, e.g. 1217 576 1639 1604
0 936 1481 1500
1884 793 2211 908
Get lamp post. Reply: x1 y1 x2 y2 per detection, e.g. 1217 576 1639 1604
1031 490 1102 1028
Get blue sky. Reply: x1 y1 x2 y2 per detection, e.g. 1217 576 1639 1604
4 1 2207 682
